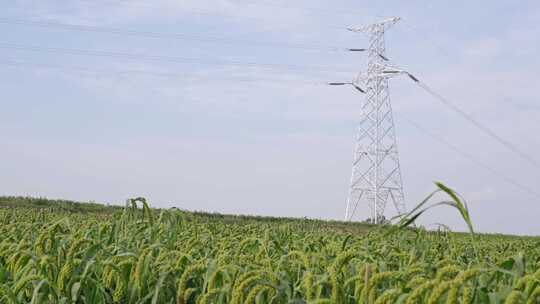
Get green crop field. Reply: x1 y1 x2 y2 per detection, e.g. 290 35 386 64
1 188 539 304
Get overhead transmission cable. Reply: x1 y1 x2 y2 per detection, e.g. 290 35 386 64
0 59 328 85
84 0 375 22
0 18 349 52
374 61 540 171
240 0 374 19
412 79 540 170
0 43 355 73
399 115 540 197
73 0 349 30
398 19 456 62
97 0 363 16
396 23 540 169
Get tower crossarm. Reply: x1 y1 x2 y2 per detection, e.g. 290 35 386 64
347 17 401 34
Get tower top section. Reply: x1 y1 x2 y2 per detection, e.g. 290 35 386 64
347 17 401 34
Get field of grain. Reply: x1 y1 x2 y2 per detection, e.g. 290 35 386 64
1 196 539 303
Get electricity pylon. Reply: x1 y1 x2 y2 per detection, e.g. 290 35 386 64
332 17 406 223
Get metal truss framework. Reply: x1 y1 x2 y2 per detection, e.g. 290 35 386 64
345 17 406 223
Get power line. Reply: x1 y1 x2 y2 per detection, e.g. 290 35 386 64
0 59 328 85
78 0 373 26
380 59 540 171
358 17 540 172
74 0 350 30
241 1 374 19
400 115 540 197
0 42 356 73
0 18 348 52
398 19 456 62
413 79 540 170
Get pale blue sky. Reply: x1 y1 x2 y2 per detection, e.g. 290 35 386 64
1 0 539 235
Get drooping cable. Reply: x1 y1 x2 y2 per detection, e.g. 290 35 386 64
400 115 540 197
0 59 330 85
0 42 356 73
0 18 348 52
413 79 540 170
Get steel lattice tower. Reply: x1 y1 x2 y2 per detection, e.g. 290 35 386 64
344 17 406 223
